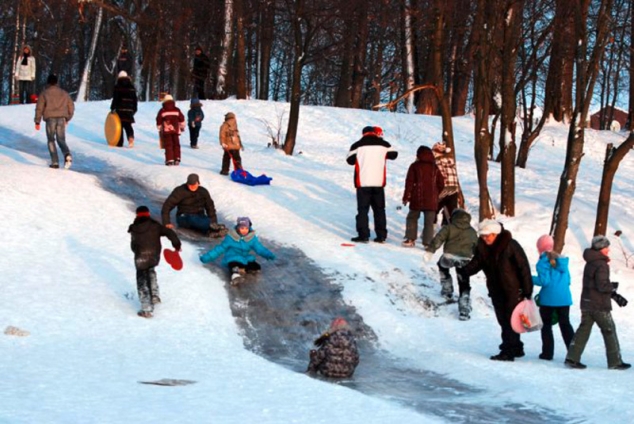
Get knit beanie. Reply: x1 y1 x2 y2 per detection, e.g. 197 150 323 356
591 235 610 250
536 234 554 255
478 219 502 236
236 216 251 229
136 205 150 217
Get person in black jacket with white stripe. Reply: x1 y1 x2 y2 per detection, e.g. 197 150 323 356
346 126 398 243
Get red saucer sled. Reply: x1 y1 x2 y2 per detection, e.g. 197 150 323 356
163 248 183 271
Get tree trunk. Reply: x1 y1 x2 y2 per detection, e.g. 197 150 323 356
350 1 369 109
551 0 613 252
594 134 634 235
499 0 523 216
403 0 416 114
216 0 234 99
235 0 247 99
257 3 274 100
283 0 305 156
629 0 634 129
77 6 104 102
473 0 495 221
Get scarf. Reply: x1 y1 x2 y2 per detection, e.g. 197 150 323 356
21 53 30 66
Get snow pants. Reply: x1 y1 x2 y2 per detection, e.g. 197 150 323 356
355 187 387 240
162 133 181 164
136 267 158 312
405 209 436 246
566 310 624 368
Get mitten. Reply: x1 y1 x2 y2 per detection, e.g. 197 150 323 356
423 251 433 262
611 292 628 307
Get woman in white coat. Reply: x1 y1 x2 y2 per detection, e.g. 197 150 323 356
14 45 36 104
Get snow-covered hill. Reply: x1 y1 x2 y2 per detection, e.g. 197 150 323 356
1 98 632 423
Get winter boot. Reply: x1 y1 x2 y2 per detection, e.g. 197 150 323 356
64 155 72 170
230 267 245 285
440 276 454 301
401 239 415 247
458 292 472 321
137 311 153 318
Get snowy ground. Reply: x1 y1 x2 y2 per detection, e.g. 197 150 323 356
0 98 633 423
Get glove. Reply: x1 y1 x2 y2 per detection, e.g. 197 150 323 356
35 123 40 131
221 143 228 149
266 254 276 261
611 292 628 307
612 282 619 292
156 126 161 132
191 121 196 128
210 223 220 231
423 251 433 262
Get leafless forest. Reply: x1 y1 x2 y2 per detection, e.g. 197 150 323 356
2 0 633 247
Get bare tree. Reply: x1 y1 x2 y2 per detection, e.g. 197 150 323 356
216 0 234 99
498 0 523 216
550 0 614 252
472 0 496 221
594 135 634 236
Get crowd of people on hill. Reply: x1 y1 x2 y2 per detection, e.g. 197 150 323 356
19 42 630 376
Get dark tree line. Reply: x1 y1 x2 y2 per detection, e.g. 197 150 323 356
2 0 633 247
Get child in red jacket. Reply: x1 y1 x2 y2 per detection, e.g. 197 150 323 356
156 94 185 166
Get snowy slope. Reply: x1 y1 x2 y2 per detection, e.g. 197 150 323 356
0 98 633 423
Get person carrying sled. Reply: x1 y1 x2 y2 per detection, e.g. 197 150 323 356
346 126 398 243
162 173 225 237
110 70 138 148
307 317 360 378
15 45 36 104
531 234 575 361
199 217 275 285
129 205 181 318
565 236 630 370
424 208 478 320
431 142 460 225
402 145 444 248
219 112 243 175
34 74 75 169
459 219 533 361
156 94 185 166
187 98 205 149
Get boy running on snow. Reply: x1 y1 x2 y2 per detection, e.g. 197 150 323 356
128 206 181 318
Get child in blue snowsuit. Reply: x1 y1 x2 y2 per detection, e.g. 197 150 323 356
532 234 574 360
199 217 275 284
187 98 204 149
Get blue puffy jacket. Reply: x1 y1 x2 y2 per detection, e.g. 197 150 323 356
199 227 275 266
532 252 573 307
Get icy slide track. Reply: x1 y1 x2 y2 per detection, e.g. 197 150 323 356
3 137 573 423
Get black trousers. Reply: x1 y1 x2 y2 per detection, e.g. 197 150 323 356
492 297 523 355
189 125 201 146
221 149 242 173
117 122 134 147
228 261 261 272
355 187 387 239
539 305 574 359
